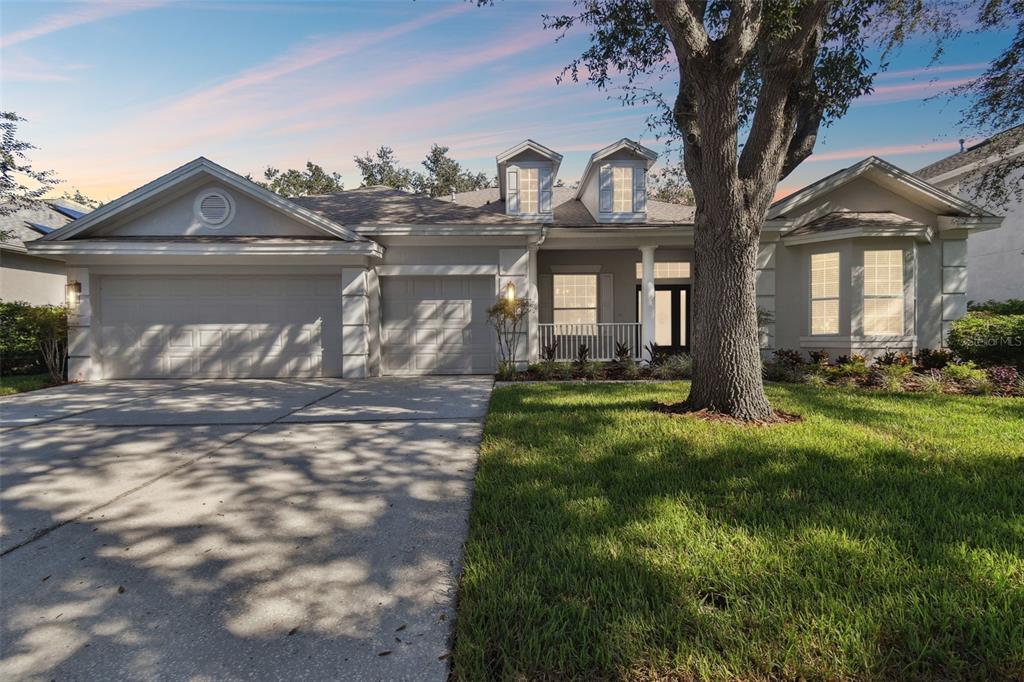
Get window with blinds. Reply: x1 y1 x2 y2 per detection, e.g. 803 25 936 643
810 252 840 335
863 249 904 335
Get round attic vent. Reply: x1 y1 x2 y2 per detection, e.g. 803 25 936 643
194 190 234 227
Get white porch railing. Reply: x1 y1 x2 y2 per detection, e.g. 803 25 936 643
538 323 642 361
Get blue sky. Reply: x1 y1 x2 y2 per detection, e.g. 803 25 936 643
0 0 1013 201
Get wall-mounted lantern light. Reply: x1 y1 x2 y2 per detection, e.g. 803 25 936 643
66 280 82 307
504 281 516 301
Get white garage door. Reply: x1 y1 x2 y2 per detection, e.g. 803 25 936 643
98 275 341 378
381 276 495 375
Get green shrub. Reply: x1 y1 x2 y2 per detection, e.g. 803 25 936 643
968 298 1024 315
941 361 993 394
576 360 604 380
872 363 912 392
652 353 692 380
763 360 807 384
826 361 871 381
0 301 67 379
914 347 955 370
1 301 42 374
946 312 1024 366
915 371 946 394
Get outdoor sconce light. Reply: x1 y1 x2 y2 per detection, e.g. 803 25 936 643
504 281 516 301
66 280 82 307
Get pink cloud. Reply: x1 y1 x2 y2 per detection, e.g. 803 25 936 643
855 77 974 105
807 139 976 163
876 62 988 80
0 1 163 49
166 3 470 117
1 53 91 82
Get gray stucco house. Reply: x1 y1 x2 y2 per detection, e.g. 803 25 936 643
26 138 1001 381
1 200 86 305
916 124 1024 303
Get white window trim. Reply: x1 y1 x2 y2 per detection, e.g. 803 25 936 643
597 160 648 222
862 249 906 336
507 161 554 218
552 273 599 325
612 166 634 213
809 251 841 336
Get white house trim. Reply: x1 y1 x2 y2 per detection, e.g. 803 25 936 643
768 156 992 220
781 225 934 246
375 264 498 276
27 240 383 257
574 138 658 202
40 157 364 243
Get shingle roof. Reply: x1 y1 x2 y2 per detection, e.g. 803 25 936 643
0 200 88 251
785 211 927 237
915 124 1024 181
291 185 695 227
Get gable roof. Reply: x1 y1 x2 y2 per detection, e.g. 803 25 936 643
915 124 1024 183
768 156 993 220
784 211 928 237
40 157 364 242
496 139 563 199
575 138 659 200
292 185 695 228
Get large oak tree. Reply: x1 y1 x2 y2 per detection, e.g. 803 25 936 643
529 0 969 420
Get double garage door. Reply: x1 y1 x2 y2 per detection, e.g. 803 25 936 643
97 274 495 378
381 276 495 375
98 275 341 379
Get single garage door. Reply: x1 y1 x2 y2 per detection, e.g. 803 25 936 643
381 276 495 375
98 275 341 378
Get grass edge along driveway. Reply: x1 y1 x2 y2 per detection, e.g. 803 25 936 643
452 381 1024 681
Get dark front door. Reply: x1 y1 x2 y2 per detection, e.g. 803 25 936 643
636 284 690 353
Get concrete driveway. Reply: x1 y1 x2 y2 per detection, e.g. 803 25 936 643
0 376 492 681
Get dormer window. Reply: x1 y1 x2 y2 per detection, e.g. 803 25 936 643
496 140 563 219
579 139 657 223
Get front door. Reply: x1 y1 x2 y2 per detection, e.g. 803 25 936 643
636 284 690 353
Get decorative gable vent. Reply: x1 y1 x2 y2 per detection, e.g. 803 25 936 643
194 190 234 227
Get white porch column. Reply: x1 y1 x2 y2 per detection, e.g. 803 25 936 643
528 244 539 362
639 245 657 361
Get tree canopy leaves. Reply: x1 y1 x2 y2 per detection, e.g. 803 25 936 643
249 161 344 197
353 144 494 197
1 112 59 217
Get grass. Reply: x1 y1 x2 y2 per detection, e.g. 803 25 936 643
0 373 57 396
452 382 1024 681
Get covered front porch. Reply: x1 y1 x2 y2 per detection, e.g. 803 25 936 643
533 242 694 362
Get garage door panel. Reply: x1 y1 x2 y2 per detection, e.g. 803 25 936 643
99 276 340 379
381 275 494 376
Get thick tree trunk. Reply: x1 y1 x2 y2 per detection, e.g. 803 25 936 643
686 212 772 420
676 67 773 421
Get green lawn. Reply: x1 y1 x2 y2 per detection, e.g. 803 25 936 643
453 382 1024 681
0 373 56 396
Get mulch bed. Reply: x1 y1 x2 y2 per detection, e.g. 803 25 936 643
653 402 803 426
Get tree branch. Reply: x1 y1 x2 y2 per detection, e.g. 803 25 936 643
737 1 827 194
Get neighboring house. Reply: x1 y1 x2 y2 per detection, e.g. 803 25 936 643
0 201 84 305
915 124 1024 303
27 139 1001 381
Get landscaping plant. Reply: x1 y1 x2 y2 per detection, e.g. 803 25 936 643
487 296 532 379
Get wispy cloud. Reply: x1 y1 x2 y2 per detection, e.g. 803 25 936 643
0 52 91 82
165 3 470 117
0 1 163 49
876 62 987 80
807 139 974 163
855 77 974 105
